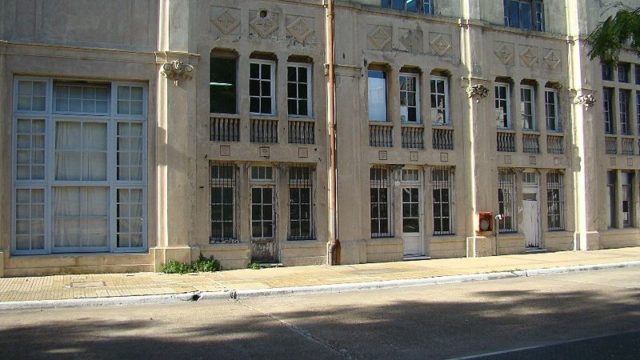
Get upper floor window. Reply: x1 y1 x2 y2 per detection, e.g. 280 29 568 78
249 59 276 115
287 63 312 117
620 90 631 135
399 73 420 123
210 55 237 114
503 0 544 31
545 88 561 132
430 76 449 125
368 69 388 122
381 0 434 15
520 85 536 131
635 65 640 85
495 82 511 129
603 87 615 134
618 63 630 83
602 64 614 81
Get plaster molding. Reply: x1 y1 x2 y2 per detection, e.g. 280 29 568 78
429 33 451 56
367 26 392 51
286 17 313 44
213 9 241 35
466 84 489 102
571 88 597 109
161 60 194 85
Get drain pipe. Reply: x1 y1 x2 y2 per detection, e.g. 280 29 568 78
325 0 340 265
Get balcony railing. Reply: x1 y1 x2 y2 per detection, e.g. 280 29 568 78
251 118 278 143
369 123 393 147
621 137 635 155
605 136 618 155
522 133 540 153
546 135 564 154
401 125 424 149
210 114 240 142
288 120 315 144
432 127 454 150
497 131 516 152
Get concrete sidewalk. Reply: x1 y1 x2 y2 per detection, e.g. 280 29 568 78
1 247 639 309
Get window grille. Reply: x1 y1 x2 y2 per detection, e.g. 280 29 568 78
432 167 454 235
498 170 517 232
546 172 564 231
370 167 392 238
607 171 616 228
622 172 633 228
210 164 237 243
251 166 273 181
289 166 314 240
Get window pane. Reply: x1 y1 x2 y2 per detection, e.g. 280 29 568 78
368 70 387 121
54 187 109 249
210 57 237 114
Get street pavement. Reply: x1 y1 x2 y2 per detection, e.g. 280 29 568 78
0 267 638 359
0 247 639 309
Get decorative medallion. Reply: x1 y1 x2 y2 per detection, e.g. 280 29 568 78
250 10 279 38
213 10 240 35
430 34 451 56
543 49 561 69
286 17 313 44
368 26 392 50
494 43 514 65
520 47 538 68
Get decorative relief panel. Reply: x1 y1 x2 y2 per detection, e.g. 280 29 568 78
519 46 538 68
397 27 423 53
429 33 451 56
211 7 241 36
286 16 316 46
249 9 280 39
543 49 561 70
494 42 515 65
367 25 392 51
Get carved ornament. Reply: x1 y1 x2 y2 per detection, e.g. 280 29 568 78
213 10 240 35
286 17 313 44
494 43 514 65
430 34 451 56
161 60 194 85
368 26 392 50
466 84 489 102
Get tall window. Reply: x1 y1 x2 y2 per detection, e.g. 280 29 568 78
520 85 536 130
399 73 420 123
622 172 633 228
545 88 560 132
368 70 388 122
495 83 511 129
617 63 630 83
287 63 312 117
289 166 314 240
210 56 237 114
547 172 564 231
637 91 640 135
603 87 615 134
250 166 275 239
250 60 276 115
503 0 545 31
381 0 434 14
13 78 147 254
636 65 640 85
602 64 613 81
431 76 449 125
210 164 236 243
619 90 631 135
370 167 391 237
498 170 516 233
432 167 454 235
608 171 616 228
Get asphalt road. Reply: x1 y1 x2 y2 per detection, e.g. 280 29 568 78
1 267 639 360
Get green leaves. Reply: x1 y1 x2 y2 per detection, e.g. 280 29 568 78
588 8 640 65
161 254 221 274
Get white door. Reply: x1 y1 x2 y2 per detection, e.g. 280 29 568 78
402 186 423 256
522 194 541 248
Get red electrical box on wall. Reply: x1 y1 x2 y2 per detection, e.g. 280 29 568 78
478 212 493 232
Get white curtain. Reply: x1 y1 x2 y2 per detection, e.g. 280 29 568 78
54 187 108 248
368 73 387 122
55 121 106 181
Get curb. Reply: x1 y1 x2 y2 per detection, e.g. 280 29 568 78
2 260 640 310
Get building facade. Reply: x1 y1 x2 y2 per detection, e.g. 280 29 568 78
0 0 638 276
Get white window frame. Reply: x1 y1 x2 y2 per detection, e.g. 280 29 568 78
544 88 560 132
495 82 511 129
547 172 565 231
370 167 392 238
430 76 449 126
249 59 276 116
399 73 420 124
431 167 454 236
11 77 147 255
619 89 630 135
287 63 312 118
520 85 536 131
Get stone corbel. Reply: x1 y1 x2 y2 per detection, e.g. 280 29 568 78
466 84 489 103
570 88 596 109
161 60 194 85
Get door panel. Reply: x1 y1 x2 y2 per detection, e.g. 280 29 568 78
402 187 423 256
250 186 277 262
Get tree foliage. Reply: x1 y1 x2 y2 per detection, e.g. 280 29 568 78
587 7 640 65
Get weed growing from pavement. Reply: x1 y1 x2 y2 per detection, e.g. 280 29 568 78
161 254 221 274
